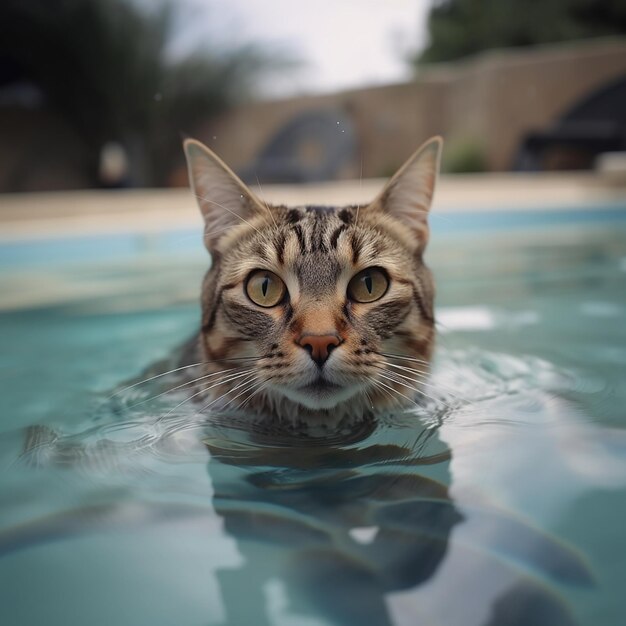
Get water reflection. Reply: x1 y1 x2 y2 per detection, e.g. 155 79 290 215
206 426 461 626
3 348 623 626
204 389 597 626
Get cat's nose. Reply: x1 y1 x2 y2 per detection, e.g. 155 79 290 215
297 333 342 366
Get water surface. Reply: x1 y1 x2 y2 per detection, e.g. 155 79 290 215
1 209 625 626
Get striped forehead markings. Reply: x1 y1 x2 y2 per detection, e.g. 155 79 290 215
338 207 355 224
293 224 307 253
305 205 335 214
285 208 302 224
311 211 329 253
274 231 287 264
263 204 407 268
285 209 335 255
329 224 347 249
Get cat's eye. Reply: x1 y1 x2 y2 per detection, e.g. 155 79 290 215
347 268 389 303
245 270 286 307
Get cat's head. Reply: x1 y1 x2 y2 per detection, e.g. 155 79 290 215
184 137 442 425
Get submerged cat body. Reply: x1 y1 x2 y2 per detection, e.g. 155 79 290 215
180 137 442 429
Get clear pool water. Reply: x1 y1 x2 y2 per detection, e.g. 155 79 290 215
1 206 626 626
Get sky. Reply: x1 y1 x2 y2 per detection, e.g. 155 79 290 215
174 0 431 97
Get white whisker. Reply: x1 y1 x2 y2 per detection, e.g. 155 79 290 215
110 356 259 399
376 371 456 410
255 174 278 229
162 370 256 419
381 352 432 366
370 369 440 410
198 372 259 413
128 367 254 408
202 223 245 243
109 362 205 398
355 152 363 224
374 374 431 407
370 379 404 408
193 193 263 236
381 362 470 404
220 376 261 409
233 380 268 411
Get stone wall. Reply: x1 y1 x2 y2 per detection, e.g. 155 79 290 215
202 38 626 175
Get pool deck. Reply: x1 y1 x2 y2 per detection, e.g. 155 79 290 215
1 172 625 241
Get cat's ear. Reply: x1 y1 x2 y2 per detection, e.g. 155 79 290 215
372 136 443 248
183 138 265 251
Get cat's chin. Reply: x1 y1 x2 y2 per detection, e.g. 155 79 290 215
277 381 363 411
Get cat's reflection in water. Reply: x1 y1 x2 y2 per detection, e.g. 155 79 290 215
206 425 461 626
205 414 591 626
11 402 590 625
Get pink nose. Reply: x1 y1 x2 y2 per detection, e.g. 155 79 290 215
297 334 342 366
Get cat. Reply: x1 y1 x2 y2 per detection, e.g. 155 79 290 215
179 136 442 429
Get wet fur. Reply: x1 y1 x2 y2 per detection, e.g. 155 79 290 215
181 137 443 428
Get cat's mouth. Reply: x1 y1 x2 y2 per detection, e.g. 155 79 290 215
298 378 343 400
281 376 362 410
299 379 343 394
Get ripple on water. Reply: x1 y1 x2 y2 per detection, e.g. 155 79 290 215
3 347 624 626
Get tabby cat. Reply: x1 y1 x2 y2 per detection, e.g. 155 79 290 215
181 136 442 429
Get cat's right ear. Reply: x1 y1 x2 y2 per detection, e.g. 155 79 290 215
183 139 265 251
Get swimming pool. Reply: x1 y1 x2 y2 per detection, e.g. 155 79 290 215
1 204 625 626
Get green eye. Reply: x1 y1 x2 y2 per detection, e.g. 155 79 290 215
246 270 286 307
347 268 389 303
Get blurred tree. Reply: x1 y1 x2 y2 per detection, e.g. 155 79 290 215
0 0 287 187
415 0 626 64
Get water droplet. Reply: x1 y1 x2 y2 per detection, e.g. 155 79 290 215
336 121 340 125
153 93 162 101
212 136 217 140
341 130 345 133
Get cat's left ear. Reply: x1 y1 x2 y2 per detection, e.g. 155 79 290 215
371 136 443 248
183 138 265 251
